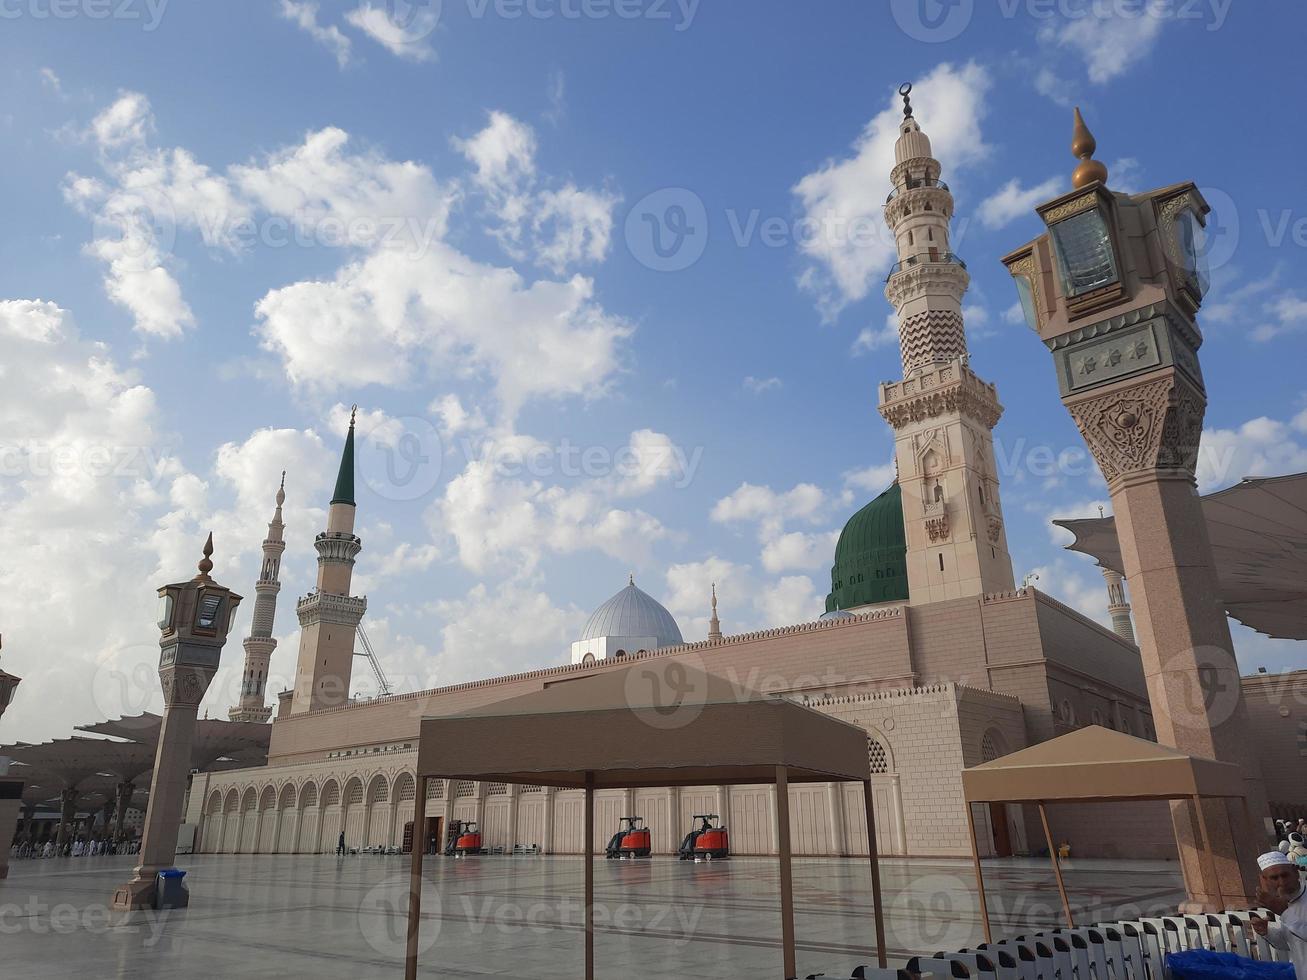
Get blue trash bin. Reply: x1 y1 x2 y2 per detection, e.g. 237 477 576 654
155 868 189 910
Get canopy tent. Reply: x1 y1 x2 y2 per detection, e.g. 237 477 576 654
961 726 1250 942
1054 472 1307 640
404 661 888 980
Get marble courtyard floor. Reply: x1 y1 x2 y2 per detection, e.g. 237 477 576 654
1 853 1186 978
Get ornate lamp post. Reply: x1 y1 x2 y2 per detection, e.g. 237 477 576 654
1001 110 1265 908
0 634 23 879
112 535 241 910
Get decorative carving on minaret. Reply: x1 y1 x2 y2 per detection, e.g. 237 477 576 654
877 83 1015 601
228 473 286 723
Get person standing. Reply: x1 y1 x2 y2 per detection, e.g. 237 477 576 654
1251 851 1307 976
336 830 346 856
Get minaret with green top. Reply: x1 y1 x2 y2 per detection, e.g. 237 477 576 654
291 408 367 714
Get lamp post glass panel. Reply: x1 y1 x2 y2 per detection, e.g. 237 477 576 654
1000 110 1264 909
112 536 241 911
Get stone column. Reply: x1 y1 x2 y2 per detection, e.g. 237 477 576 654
55 788 77 849
113 782 135 842
113 670 207 908
1066 372 1265 907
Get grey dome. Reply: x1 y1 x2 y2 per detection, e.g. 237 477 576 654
579 578 684 648
819 609 855 621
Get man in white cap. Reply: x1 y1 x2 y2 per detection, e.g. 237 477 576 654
1251 850 1307 976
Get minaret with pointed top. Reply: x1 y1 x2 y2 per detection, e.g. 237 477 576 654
228 475 287 723
878 83 1015 603
707 583 722 641
290 409 367 714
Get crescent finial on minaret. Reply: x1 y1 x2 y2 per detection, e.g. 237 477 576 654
899 82 913 118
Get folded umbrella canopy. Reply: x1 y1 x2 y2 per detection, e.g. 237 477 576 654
1055 473 1307 641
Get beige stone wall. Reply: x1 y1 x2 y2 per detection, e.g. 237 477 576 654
196 588 1175 863
1242 670 1307 813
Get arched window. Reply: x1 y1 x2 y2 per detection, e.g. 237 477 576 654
581 652 596 665
613 649 627 658
981 728 1010 764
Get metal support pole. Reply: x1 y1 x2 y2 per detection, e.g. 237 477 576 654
404 774 429 980
775 766 797 979
862 779 888 968
967 802 992 943
1038 802 1075 929
584 772 595 980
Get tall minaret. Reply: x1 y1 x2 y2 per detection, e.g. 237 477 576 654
1101 568 1136 642
708 583 722 641
878 84 1015 603
290 409 367 714
228 473 287 723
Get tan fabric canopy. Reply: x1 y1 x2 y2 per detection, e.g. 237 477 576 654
415 662 872 789
961 726 1250 941
406 661 887 980
1054 472 1307 640
962 725 1247 805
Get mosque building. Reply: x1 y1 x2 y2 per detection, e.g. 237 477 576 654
182 95 1292 866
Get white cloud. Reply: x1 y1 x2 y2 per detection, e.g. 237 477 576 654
455 111 618 273
1197 416 1307 493
611 428 693 497
761 530 839 574
232 125 454 249
1038 5 1167 83
1034 67 1074 107
756 575 823 627
844 460 898 493
792 61 992 317
65 92 254 338
345 1 437 61
279 0 352 67
743 375 783 394
852 313 899 357
429 393 487 437
254 245 632 419
428 580 583 683
532 184 619 275
453 110 537 221
39 67 65 98
977 176 1062 230
1002 301 1026 326
712 481 833 537
431 430 671 575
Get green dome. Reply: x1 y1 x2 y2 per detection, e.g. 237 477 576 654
825 481 908 612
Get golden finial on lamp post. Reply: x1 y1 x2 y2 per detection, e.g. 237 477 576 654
1071 107 1109 189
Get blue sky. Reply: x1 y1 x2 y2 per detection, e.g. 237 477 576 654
2 0 1304 741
